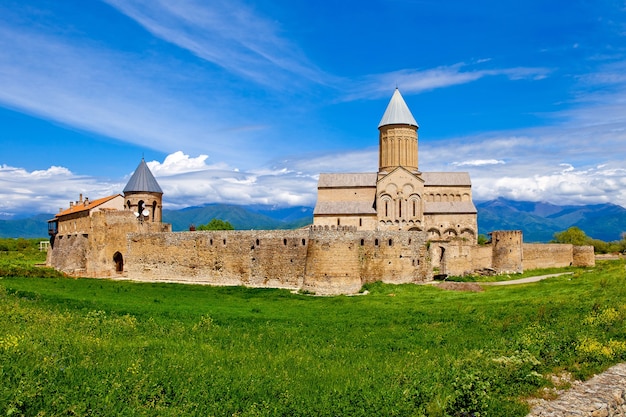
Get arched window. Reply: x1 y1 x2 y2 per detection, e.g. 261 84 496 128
152 201 157 221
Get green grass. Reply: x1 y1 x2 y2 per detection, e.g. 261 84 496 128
1 259 626 416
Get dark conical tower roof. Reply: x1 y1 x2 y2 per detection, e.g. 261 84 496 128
123 158 163 194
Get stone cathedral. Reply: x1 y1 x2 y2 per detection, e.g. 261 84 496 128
313 88 478 243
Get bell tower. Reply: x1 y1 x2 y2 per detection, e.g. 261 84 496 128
378 88 419 176
123 158 163 222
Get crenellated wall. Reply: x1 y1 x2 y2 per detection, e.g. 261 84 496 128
123 227 432 295
522 243 574 270
125 230 309 289
47 210 170 277
303 228 431 294
48 211 595 294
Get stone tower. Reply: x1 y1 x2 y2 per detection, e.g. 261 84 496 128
491 230 523 273
378 88 419 176
123 158 163 223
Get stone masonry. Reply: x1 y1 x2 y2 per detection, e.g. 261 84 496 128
527 363 626 417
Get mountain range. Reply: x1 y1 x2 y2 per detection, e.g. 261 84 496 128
2 199 625 243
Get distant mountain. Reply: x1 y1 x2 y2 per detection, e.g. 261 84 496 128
162 204 314 231
0 214 51 238
477 198 626 242
3 200 625 243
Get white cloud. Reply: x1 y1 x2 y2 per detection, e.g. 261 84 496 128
0 164 122 217
145 151 222 175
344 64 551 100
452 159 505 167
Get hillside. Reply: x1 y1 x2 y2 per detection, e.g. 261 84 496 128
162 204 313 231
0 214 52 238
476 198 626 242
3 199 625 242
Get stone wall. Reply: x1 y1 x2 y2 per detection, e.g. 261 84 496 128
47 232 89 274
527 363 626 416
523 243 574 270
429 241 492 276
303 228 431 294
89 211 170 277
124 227 432 295
48 210 596 292
47 210 170 277
126 230 310 289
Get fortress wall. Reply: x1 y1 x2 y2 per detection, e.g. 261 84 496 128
124 228 431 294
47 232 89 275
523 243 573 270
303 229 431 295
125 230 309 289
430 241 492 276
471 245 493 271
573 245 595 267
88 211 170 277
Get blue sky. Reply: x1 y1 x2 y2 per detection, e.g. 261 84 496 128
1 0 626 218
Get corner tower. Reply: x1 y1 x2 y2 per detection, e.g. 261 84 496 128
378 88 419 175
123 158 163 222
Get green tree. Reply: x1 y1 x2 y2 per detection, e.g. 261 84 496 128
197 218 234 231
552 226 589 246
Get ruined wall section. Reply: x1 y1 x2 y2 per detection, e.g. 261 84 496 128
429 240 492 276
47 233 89 275
125 230 309 289
522 243 574 270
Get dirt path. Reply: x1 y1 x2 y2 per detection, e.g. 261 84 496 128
480 272 573 286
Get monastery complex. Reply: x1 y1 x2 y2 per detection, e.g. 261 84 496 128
47 90 594 294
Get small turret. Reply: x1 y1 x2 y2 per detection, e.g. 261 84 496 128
123 158 163 222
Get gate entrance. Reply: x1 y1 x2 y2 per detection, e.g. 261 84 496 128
113 252 124 273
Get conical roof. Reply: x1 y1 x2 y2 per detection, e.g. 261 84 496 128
123 158 163 194
378 88 418 128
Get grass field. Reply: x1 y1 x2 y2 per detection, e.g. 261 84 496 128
1 256 625 416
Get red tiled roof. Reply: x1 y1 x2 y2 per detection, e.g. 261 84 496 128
56 194 122 218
